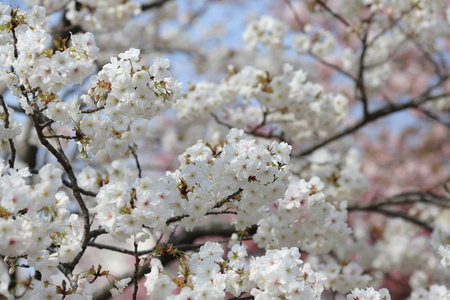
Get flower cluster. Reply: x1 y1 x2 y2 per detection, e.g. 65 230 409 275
254 176 352 254
302 148 369 204
347 287 391 300
438 244 450 268
65 0 141 32
0 158 86 283
0 160 64 255
176 64 348 142
145 242 326 300
320 261 373 294
341 33 399 91
75 48 181 157
0 5 98 98
242 15 287 51
409 284 449 300
95 129 291 239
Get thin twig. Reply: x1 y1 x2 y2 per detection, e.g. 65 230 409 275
397 25 444 79
43 134 77 140
366 5 418 48
62 179 98 197
80 106 105 114
364 191 450 208
416 108 450 128
348 206 433 231
211 189 243 209
283 0 357 81
129 145 142 179
89 242 136 255
211 113 285 141
315 0 351 28
308 51 358 81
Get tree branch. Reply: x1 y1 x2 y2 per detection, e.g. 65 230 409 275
129 145 142 179
295 89 450 157
132 238 139 300
348 191 450 231
315 0 351 28
348 205 433 231
357 28 369 119
283 0 357 82
141 0 172 11
93 223 239 300
62 179 98 197
30 111 91 275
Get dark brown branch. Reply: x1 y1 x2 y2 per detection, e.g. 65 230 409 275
211 188 243 209
0 95 16 168
43 134 77 140
165 189 242 225
62 179 98 197
348 191 450 231
211 113 285 141
80 106 105 114
363 191 450 208
31 112 91 275
93 223 239 300
348 206 433 231
132 239 139 300
165 213 189 226
90 228 107 239
357 28 369 119
296 89 450 157
141 0 172 10
89 242 137 255
129 145 142 179
205 210 237 215
315 0 351 28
